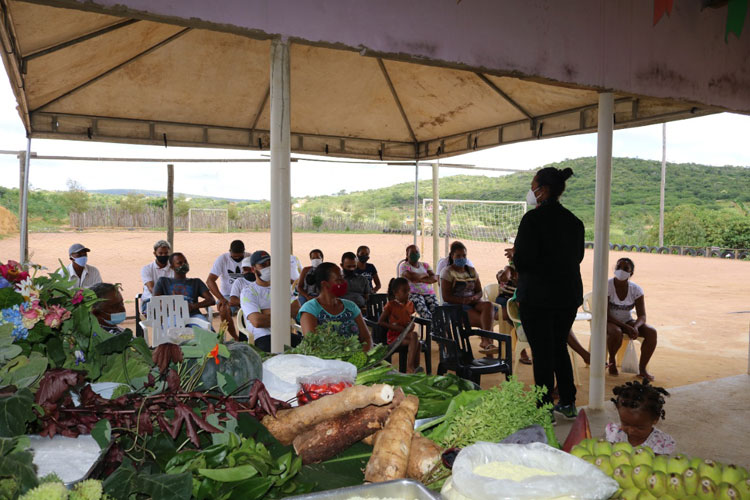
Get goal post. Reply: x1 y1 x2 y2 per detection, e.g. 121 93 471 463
421 198 526 257
188 208 229 233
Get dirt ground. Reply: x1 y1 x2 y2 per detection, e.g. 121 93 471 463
2 230 748 405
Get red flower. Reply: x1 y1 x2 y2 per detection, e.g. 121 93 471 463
0 260 29 283
208 344 220 365
71 289 84 305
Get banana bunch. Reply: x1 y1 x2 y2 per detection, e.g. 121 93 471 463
570 438 749 500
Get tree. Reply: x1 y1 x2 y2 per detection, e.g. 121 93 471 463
63 179 89 214
311 215 324 232
174 196 191 217
120 192 147 214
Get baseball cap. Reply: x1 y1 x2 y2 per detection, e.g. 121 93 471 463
250 250 270 267
68 243 90 255
240 257 253 268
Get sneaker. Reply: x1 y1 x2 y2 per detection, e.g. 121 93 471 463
549 409 557 426
553 403 578 420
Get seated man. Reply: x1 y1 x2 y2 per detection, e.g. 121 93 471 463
66 243 102 288
341 251 371 312
90 282 128 334
154 252 216 323
140 239 174 314
206 240 251 340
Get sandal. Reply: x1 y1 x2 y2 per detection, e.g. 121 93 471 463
479 345 499 355
520 357 532 365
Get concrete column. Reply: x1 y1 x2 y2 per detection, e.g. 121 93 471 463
659 123 666 247
270 37 292 353
431 160 439 275
19 139 31 264
589 92 614 410
167 164 174 249
413 161 419 245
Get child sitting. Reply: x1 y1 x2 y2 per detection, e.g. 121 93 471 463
378 278 421 373
605 380 675 454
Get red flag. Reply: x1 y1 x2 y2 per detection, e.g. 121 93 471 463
654 0 675 25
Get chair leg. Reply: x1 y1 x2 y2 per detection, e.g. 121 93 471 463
437 363 446 376
398 351 408 373
423 343 432 375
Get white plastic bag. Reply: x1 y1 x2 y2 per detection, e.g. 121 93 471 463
262 354 356 406
621 340 639 374
443 442 618 500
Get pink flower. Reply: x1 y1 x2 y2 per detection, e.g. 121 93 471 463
71 289 84 305
20 300 44 329
43 304 71 329
0 260 29 284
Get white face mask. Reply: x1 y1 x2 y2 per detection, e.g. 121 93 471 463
258 267 271 282
526 187 540 208
614 269 631 281
311 258 322 268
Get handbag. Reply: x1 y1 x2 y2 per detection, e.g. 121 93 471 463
621 340 639 374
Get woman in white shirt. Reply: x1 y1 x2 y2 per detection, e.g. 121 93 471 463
607 257 657 381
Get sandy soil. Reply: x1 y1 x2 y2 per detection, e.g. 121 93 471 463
2 230 748 405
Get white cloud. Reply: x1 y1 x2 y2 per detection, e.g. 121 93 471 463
1 71 748 200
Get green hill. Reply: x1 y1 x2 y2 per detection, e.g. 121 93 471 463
295 157 750 246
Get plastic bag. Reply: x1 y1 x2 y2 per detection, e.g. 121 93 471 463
262 354 356 406
443 442 618 500
296 366 356 404
621 340 639 374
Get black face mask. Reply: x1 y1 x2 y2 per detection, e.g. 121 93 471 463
244 272 256 282
357 254 370 263
343 269 355 278
155 255 169 265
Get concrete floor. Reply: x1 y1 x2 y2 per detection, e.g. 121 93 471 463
554 374 750 468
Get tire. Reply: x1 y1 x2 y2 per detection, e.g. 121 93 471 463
709 249 721 258
658 247 670 254
670 246 681 255
638 246 650 253
695 248 706 257
721 250 735 259
738 251 749 260
683 248 696 256
648 246 659 253
611 244 621 251
585 242 594 249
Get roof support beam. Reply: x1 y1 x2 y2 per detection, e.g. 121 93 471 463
32 27 191 113
377 57 418 145
475 72 536 128
22 19 139 65
250 85 270 132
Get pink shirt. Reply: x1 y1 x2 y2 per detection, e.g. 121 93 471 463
398 261 436 296
605 422 676 455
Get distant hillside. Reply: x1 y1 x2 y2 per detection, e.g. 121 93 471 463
89 189 255 202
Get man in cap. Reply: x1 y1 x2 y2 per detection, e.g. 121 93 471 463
206 240 250 340
66 243 102 288
140 240 175 314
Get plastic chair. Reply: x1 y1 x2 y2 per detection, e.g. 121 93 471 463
506 298 581 386
482 283 510 334
140 295 212 347
582 292 631 367
134 293 144 338
236 308 254 343
364 293 408 372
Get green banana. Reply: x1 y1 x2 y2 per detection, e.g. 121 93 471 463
647 471 667 497
570 445 589 459
581 454 596 464
579 437 597 454
696 477 718 500
722 465 748 485
735 478 750 500
636 490 657 500
593 438 613 457
666 472 686 498
652 455 668 474
684 467 699 495
612 441 634 455
631 447 655 467
594 455 614 476
667 454 690 475
620 488 640 500
611 450 631 468
717 482 741 500
689 456 703 469
633 465 653 490
699 459 724 485
613 465 635 489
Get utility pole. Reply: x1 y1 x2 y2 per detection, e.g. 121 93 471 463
659 123 666 247
167 164 174 249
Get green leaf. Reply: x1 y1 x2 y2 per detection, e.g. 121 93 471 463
130 337 153 364
45 336 66 368
103 459 136 499
91 419 111 449
198 464 258 482
95 332 133 355
0 450 38 494
0 289 23 309
226 476 274 500
97 350 150 384
134 471 193 500
0 388 35 437
6 352 48 389
216 372 238 396
297 442 371 492
0 344 22 363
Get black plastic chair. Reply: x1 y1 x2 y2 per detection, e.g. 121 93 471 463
430 305 512 384
134 293 144 338
364 293 408 372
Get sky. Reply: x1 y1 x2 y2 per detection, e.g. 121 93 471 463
1 73 749 201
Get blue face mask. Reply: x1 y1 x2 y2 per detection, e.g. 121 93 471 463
106 311 127 325
73 256 88 267
453 257 468 267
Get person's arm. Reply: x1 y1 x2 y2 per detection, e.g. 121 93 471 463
249 310 271 328
153 278 165 297
423 263 438 283
510 213 538 272
206 272 225 304
440 272 464 305
470 271 483 303
191 288 216 312
141 265 155 294
229 295 241 308
355 314 373 352
606 308 637 338
371 271 381 293
297 267 313 300
377 306 401 332
300 311 318 334
633 295 647 330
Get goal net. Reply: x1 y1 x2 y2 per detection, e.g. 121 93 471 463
188 208 229 233
421 199 526 244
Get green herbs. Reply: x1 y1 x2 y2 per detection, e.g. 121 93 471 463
423 376 557 449
286 322 383 369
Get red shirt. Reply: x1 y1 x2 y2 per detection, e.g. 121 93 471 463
382 299 415 344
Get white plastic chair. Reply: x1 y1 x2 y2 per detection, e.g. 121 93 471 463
506 297 581 386
482 283 510 334
140 295 212 346
236 308 254 343
582 291 633 368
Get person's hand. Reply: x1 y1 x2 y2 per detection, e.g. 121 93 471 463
624 324 639 339
504 247 515 260
217 296 229 309
188 303 198 312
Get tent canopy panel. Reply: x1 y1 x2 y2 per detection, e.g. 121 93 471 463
1 0 719 160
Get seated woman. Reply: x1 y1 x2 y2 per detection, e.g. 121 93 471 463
153 252 216 323
440 241 495 353
297 249 323 305
298 262 373 351
398 244 439 320
607 257 657 380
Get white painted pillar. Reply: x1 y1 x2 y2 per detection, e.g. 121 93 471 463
413 161 419 246
19 138 31 264
431 160 440 274
589 92 614 410
270 38 292 353
659 123 667 247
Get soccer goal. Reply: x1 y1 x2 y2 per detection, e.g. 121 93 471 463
188 208 229 232
421 198 526 251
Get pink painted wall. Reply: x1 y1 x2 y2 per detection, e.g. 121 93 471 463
57 0 750 112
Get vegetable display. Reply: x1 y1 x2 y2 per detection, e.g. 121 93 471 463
285 323 387 369
572 438 750 500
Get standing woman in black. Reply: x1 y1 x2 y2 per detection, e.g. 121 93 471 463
505 167 584 419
